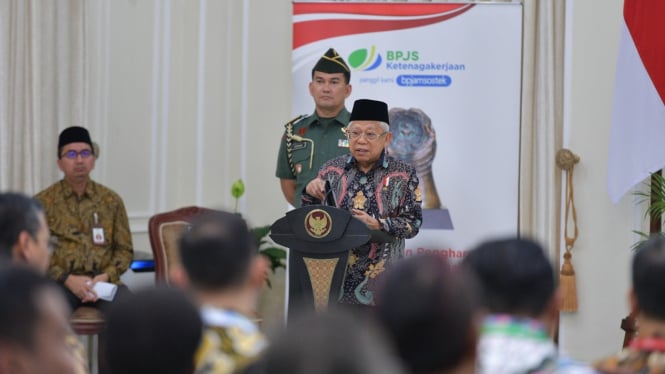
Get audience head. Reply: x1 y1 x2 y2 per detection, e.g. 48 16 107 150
104 286 202 374
632 235 665 320
0 267 78 374
376 254 480 374
176 210 265 293
0 192 51 272
254 309 405 374
462 237 556 318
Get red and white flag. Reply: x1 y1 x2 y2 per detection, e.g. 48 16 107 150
607 0 665 204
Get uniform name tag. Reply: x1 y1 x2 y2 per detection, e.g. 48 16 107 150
292 142 307 150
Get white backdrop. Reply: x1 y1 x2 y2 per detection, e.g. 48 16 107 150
293 2 523 260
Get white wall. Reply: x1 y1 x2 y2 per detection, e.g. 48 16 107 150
96 0 640 363
558 0 640 362
99 0 293 256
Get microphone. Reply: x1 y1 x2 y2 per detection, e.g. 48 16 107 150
324 180 337 207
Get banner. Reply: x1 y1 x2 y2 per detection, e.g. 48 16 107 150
293 2 523 260
607 0 665 204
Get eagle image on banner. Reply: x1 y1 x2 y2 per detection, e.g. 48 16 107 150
607 0 665 204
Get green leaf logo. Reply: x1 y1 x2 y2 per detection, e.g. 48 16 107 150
347 46 382 71
348 49 369 69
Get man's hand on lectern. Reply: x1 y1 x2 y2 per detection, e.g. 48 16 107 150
305 178 326 200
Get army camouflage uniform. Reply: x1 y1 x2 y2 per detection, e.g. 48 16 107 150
35 179 133 285
275 108 351 207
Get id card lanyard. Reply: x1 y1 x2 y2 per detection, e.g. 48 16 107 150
92 212 105 245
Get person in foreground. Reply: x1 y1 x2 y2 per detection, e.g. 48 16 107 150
276 47 353 207
35 126 133 310
0 192 52 272
303 98 422 306
594 235 665 373
0 267 80 374
244 309 406 374
170 210 269 373
0 191 88 374
375 253 480 374
462 237 596 374
104 286 202 374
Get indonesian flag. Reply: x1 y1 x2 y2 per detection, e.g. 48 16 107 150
607 0 665 204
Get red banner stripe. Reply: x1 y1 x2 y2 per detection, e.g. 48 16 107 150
624 0 665 105
294 3 470 17
293 5 474 49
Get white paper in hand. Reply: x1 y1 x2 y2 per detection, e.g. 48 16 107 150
93 281 118 301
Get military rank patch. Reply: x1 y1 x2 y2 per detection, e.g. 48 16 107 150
292 142 307 150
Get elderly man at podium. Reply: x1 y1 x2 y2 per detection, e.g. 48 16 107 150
303 98 423 307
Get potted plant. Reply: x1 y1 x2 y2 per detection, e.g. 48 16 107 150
231 179 287 283
633 171 665 246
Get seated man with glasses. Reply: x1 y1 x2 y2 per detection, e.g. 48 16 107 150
35 126 133 311
303 99 423 307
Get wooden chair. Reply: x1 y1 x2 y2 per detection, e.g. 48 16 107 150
148 206 216 284
148 206 266 326
621 312 637 348
70 306 105 372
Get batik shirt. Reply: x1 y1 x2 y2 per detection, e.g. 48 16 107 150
66 333 89 374
478 315 597 374
302 152 422 306
594 335 665 373
194 306 267 374
275 109 350 207
35 179 133 284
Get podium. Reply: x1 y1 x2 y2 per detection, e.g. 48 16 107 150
270 206 370 317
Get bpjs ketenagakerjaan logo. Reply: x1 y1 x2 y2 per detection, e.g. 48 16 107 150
348 46 464 87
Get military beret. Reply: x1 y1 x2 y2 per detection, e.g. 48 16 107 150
312 48 351 78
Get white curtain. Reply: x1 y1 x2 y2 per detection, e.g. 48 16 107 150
0 0 104 194
519 0 565 260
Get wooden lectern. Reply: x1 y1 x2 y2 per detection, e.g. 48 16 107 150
270 206 370 319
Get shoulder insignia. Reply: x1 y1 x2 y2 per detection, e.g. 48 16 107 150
284 114 309 176
284 114 308 128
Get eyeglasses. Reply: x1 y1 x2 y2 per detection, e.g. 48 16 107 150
346 130 388 141
61 149 93 159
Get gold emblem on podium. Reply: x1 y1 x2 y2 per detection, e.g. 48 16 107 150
304 209 333 238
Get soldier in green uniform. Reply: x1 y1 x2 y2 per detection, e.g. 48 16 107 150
276 48 353 207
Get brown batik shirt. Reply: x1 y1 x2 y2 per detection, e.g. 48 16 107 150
35 179 133 284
